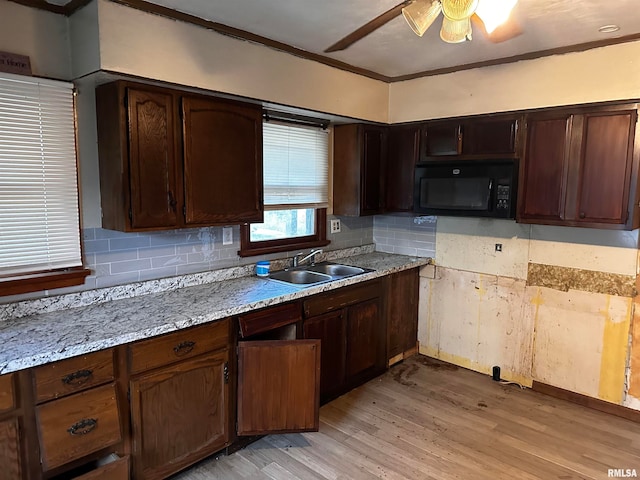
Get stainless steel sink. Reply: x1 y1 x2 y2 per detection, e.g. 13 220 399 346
268 269 332 286
267 262 371 287
306 263 365 277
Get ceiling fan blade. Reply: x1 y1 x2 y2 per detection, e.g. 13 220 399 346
325 1 411 53
471 13 523 43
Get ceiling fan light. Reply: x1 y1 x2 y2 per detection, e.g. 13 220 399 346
441 0 478 21
475 0 518 34
402 0 443 37
440 15 472 43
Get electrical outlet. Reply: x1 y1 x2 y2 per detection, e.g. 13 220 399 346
330 219 341 234
222 226 233 245
495 243 502 252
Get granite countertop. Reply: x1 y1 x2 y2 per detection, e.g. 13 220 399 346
0 252 430 375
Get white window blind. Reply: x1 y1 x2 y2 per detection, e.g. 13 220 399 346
263 121 329 209
0 73 82 277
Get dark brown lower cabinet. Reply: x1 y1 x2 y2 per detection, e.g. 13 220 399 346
303 280 386 403
345 298 385 381
36 383 122 472
386 269 420 364
237 340 320 435
0 418 22 480
129 351 229 479
303 311 346 403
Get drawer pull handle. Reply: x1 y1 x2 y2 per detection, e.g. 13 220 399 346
62 369 93 386
173 341 196 356
67 418 98 436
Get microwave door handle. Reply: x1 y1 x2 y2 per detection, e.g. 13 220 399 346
488 179 493 210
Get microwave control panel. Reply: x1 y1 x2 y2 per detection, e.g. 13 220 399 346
495 184 511 211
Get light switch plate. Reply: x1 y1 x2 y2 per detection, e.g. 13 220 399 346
330 219 341 233
222 227 233 245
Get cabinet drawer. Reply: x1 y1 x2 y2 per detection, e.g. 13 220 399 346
304 280 381 318
36 383 122 471
238 302 301 338
129 319 229 375
74 455 129 479
0 373 15 412
33 349 114 403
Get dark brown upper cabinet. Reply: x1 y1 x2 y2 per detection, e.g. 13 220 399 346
96 82 181 231
182 96 263 226
386 125 420 212
462 117 518 155
518 103 640 229
420 116 519 162
518 113 572 222
96 81 263 231
333 124 387 216
421 121 462 158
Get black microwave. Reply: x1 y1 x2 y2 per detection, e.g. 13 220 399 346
414 159 518 218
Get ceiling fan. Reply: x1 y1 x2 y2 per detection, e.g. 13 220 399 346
325 0 522 53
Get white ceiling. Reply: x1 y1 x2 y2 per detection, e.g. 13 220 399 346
89 0 640 78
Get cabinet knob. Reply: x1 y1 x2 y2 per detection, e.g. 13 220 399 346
579 212 586 219
168 191 177 211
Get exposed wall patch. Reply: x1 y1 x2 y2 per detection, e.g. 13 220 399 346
527 263 636 297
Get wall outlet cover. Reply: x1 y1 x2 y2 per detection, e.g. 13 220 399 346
222 226 233 245
330 219 341 234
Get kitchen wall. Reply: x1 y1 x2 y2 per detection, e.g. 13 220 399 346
389 40 640 122
0 0 428 306
0 1 71 79
73 0 389 124
419 219 639 409
390 38 640 410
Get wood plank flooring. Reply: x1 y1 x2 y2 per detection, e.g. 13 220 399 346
175 356 640 479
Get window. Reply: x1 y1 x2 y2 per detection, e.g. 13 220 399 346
0 73 88 295
239 119 330 257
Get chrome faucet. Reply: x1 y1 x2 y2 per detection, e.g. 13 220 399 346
292 249 323 267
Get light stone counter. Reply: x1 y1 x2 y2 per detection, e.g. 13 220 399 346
0 252 430 374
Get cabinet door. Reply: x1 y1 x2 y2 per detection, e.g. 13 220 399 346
387 269 419 362
386 125 420 212
421 122 462 159
182 97 263 225
127 88 180 229
237 340 320 435
129 351 229 479
361 126 387 215
519 115 572 222
463 118 517 155
303 311 346 402
0 418 22 480
345 298 386 382
575 110 636 224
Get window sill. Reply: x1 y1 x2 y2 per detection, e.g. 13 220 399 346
0 268 91 297
238 238 330 258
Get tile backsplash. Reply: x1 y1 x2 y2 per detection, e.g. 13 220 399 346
373 215 436 258
0 213 433 305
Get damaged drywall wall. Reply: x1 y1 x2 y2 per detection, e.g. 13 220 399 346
419 217 639 409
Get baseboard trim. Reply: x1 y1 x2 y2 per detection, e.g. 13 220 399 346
532 381 640 424
388 346 419 367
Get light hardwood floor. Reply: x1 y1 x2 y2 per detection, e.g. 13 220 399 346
175 356 640 479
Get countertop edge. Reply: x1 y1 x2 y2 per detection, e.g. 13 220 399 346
0 255 429 374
